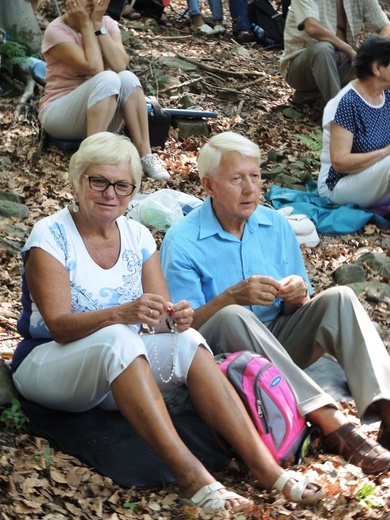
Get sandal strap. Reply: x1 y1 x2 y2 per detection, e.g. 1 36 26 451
272 470 297 493
190 481 224 504
324 422 390 473
272 470 323 505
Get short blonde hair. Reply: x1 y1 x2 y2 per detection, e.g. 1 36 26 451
197 132 261 179
69 132 142 199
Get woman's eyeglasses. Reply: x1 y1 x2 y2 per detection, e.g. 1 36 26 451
84 175 136 197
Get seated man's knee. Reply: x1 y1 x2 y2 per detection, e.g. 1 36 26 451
307 41 336 63
315 285 358 310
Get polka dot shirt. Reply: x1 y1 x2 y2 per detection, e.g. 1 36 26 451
326 88 390 191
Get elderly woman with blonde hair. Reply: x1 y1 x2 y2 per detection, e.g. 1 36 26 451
11 132 328 513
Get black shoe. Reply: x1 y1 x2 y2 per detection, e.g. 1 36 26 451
234 30 255 43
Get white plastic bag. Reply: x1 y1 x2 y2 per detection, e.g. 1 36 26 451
127 189 203 232
276 206 320 247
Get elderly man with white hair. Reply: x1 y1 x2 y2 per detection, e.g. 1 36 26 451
160 131 390 473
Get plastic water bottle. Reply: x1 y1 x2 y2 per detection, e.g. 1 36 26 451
251 23 275 47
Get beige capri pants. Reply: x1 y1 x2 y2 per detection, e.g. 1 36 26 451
13 324 210 413
40 70 141 140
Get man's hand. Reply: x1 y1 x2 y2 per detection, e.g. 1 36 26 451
277 275 309 305
227 276 281 306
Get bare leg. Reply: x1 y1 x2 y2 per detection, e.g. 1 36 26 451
110 355 248 509
187 347 320 499
87 96 118 136
190 14 205 28
307 405 348 435
122 87 151 158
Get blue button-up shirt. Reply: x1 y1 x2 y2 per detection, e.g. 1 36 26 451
160 197 312 323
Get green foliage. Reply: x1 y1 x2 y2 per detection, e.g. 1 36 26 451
293 129 323 155
0 25 42 75
355 483 382 507
0 398 29 431
0 40 30 74
122 502 137 510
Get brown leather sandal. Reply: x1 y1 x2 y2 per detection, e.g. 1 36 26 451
377 423 390 451
324 423 390 474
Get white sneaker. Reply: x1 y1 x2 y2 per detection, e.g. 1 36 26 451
141 154 170 181
213 24 225 34
193 23 215 35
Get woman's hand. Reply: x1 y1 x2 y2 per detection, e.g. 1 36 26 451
91 0 110 27
65 0 91 31
119 293 168 327
168 300 194 333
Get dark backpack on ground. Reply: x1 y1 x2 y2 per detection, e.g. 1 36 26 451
248 0 286 48
125 96 171 149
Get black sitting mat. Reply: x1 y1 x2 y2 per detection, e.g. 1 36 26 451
20 386 231 490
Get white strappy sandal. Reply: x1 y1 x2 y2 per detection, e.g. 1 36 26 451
273 470 324 505
179 481 253 513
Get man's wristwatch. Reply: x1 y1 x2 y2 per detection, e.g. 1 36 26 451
95 27 107 36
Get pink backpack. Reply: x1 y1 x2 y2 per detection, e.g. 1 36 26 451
218 351 309 467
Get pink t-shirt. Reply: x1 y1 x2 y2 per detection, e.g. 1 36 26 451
39 15 119 116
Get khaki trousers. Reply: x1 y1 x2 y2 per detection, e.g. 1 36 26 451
286 41 356 103
200 286 390 419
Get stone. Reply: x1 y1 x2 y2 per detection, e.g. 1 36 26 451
0 157 12 170
334 264 366 285
173 118 209 139
0 200 29 218
0 190 23 204
0 359 19 407
380 263 390 281
365 282 390 303
262 165 287 180
354 252 390 272
275 173 304 188
158 56 199 72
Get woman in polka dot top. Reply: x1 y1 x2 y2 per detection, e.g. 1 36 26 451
318 35 390 208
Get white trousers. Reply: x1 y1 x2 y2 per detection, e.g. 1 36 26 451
12 324 210 412
40 70 141 140
320 155 390 208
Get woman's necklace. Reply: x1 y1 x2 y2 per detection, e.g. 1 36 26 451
151 308 178 384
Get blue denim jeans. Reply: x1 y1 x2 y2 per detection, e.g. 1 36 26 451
228 0 250 31
187 0 223 21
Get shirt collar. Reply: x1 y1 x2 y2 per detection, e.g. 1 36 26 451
199 197 273 240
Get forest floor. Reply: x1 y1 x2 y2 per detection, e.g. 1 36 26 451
0 0 390 518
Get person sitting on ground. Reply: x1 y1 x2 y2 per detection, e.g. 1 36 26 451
160 131 390 472
280 0 390 106
11 132 336 512
228 0 255 43
318 35 390 209
39 0 169 181
186 0 225 35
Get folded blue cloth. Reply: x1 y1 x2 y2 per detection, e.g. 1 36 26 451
265 181 389 233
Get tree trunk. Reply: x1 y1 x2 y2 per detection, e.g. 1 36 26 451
0 0 43 52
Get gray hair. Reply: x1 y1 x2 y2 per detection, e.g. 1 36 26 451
197 132 261 179
69 132 142 199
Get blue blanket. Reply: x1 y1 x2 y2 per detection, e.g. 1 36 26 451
265 181 389 233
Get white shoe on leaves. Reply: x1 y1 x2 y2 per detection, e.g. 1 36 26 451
140 154 170 181
213 24 226 34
